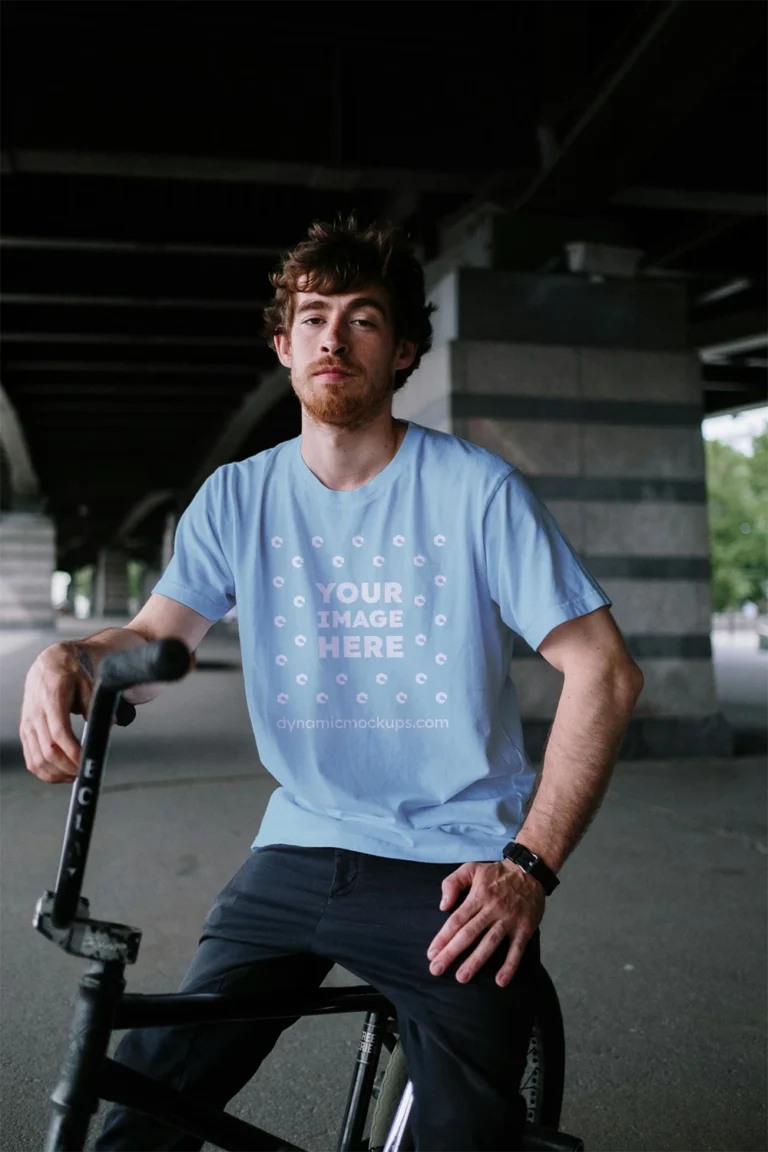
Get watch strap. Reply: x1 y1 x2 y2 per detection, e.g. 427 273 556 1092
502 841 560 895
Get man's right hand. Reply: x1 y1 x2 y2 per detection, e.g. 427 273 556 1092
20 643 93 783
19 594 215 784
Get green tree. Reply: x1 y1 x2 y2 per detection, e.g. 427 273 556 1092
705 432 768 611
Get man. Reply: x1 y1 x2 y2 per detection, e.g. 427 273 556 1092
21 216 643 1151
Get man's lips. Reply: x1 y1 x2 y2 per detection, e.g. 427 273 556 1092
313 369 355 380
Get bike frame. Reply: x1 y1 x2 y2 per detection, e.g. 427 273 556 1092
43 953 401 1152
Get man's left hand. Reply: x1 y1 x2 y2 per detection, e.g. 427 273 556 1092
426 861 546 988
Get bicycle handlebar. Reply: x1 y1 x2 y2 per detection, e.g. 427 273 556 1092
100 639 191 692
50 639 192 929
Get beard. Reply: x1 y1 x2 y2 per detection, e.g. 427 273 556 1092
291 361 394 431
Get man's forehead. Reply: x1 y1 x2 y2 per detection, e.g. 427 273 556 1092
294 286 391 313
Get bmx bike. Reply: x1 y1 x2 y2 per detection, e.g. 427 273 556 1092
33 638 585 1152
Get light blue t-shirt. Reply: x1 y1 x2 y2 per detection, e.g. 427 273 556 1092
154 421 610 863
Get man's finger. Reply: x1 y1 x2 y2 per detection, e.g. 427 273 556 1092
47 707 82 769
38 713 79 779
440 861 474 909
455 922 509 983
494 934 530 988
429 907 490 974
427 893 478 959
23 724 71 783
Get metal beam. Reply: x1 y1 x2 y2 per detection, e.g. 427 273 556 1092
692 308 768 357
0 236 284 258
699 333 768 359
0 332 266 348
500 2 681 210
11 383 249 396
642 215 743 270
612 187 767 216
0 293 267 311
185 366 292 502
495 1 765 212
0 381 40 499
4 360 259 375
0 149 495 194
694 279 753 307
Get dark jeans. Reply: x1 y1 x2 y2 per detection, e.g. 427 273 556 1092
96 845 540 1151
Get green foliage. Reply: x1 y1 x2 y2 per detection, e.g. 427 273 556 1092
127 559 146 601
705 432 768 611
71 566 93 599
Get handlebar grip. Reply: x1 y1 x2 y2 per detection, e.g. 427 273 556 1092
99 639 191 691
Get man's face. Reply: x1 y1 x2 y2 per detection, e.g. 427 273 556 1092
274 284 416 430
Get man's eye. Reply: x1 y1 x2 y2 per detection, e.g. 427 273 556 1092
353 319 375 327
302 317 323 325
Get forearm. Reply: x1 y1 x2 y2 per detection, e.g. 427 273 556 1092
515 664 643 873
60 625 160 704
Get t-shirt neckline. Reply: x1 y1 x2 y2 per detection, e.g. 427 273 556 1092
292 421 417 504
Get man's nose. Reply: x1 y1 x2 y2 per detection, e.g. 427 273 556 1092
321 323 347 356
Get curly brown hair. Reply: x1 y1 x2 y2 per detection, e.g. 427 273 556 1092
262 215 437 394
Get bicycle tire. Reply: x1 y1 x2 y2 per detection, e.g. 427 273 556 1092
368 964 566 1151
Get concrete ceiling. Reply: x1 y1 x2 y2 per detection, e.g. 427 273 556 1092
0 0 766 569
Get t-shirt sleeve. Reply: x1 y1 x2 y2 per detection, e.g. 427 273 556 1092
152 468 236 622
483 469 611 651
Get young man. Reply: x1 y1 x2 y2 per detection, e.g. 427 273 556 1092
21 217 643 1151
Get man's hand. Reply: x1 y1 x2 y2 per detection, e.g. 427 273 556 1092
20 643 93 783
426 860 545 988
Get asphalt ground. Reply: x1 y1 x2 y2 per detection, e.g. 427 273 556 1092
1 623 765 1152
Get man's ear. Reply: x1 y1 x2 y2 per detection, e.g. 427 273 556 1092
274 332 292 368
395 339 418 374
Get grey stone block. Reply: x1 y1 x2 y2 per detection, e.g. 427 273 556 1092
458 343 579 398
600 579 713 636
580 348 702 404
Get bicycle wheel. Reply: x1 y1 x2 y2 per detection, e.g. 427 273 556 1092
368 964 565 1150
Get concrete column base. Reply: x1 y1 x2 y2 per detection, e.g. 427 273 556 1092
93 549 130 617
524 713 734 762
0 512 55 629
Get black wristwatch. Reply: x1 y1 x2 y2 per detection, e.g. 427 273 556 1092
502 841 560 896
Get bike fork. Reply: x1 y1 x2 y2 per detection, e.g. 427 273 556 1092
45 959 126 1152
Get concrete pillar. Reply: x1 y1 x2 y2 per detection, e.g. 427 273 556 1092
140 567 161 606
0 443 12 512
394 265 730 758
161 511 176 570
0 511 56 629
92 548 130 617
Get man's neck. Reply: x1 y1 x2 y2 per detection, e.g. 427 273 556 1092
300 412 407 492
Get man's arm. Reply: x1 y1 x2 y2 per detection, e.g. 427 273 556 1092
68 594 214 704
425 605 642 987
21 594 213 783
512 605 644 874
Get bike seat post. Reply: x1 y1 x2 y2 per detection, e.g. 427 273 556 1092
45 959 126 1152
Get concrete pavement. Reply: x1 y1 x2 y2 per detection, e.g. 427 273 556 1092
1 622 765 1151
